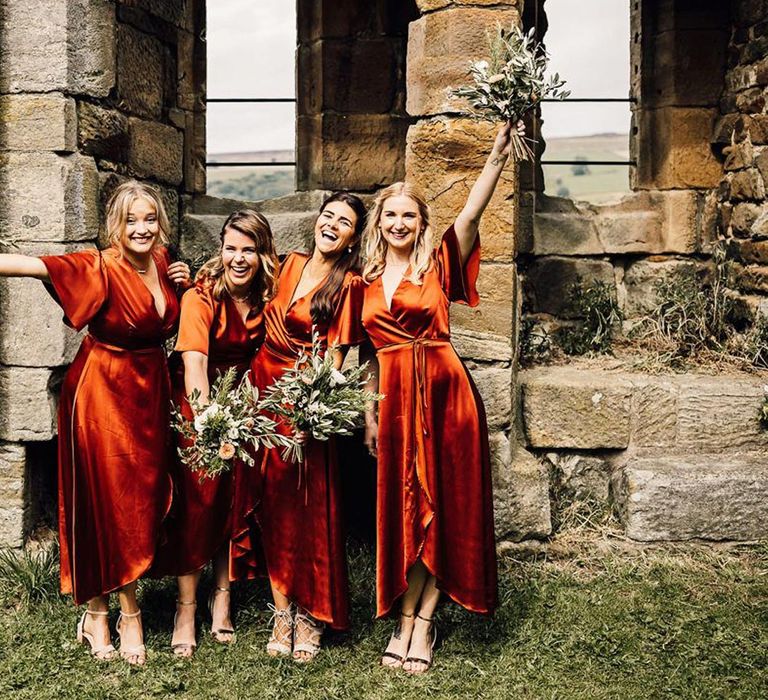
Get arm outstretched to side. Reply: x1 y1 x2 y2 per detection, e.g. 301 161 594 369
453 120 525 264
0 254 49 281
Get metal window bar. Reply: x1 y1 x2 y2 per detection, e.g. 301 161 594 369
205 97 298 167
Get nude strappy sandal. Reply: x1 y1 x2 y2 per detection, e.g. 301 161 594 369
116 609 146 665
171 600 197 657
76 608 116 661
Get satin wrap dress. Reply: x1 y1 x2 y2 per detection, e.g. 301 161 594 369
151 282 265 577
359 226 497 617
40 246 179 604
240 253 363 629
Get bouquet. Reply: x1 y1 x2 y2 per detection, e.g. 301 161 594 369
450 23 570 160
173 367 293 479
256 330 384 465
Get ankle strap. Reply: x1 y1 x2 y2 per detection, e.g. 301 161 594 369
177 599 197 606
119 609 142 618
416 613 433 622
400 610 415 619
85 608 109 617
214 587 231 593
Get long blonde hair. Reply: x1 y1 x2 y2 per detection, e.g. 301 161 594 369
105 180 171 252
362 182 433 285
196 209 279 306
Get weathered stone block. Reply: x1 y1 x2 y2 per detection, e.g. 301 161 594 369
523 257 614 317
676 377 768 452
77 102 130 163
520 368 632 449
723 137 755 171
727 238 768 264
635 108 723 189
630 377 678 448
622 258 704 317
730 202 763 235
714 113 768 145
0 153 99 243
407 7 520 116
472 367 511 429
0 367 57 441
545 452 611 502
616 455 768 541
0 0 115 96
416 0 520 10
451 328 512 364
0 94 76 152
116 22 166 119
406 118 516 262
532 211 601 256
730 168 767 201
492 435 551 540
0 441 25 547
128 118 184 186
451 262 515 339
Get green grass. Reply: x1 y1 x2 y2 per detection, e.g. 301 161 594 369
0 540 766 699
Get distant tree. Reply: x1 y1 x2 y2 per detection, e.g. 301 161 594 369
571 155 590 176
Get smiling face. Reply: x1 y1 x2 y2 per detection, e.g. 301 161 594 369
378 194 423 257
120 196 160 257
313 200 359 259
221 227 260 295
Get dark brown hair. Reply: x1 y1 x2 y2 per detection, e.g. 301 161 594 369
310 191 367 325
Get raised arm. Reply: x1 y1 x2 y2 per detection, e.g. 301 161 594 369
453 120 523 264
0 254 50 281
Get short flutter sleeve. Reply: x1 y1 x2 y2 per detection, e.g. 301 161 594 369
175 285 216 355
40 249 108 330
436 224 480 307
328 274 366 347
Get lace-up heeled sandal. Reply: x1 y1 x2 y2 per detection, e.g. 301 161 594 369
292 607 324 663
266 602 295 657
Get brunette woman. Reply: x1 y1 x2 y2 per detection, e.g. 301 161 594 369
238 191 367 662
359 121 523 673
151 210 279 656
0 181 190 665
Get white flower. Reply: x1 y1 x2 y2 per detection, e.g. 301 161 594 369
228 427 239 440
329 368 347 386
194 403 220 433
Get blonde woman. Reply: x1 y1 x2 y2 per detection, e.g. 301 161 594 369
0 181 190 665
151 210 279 657
358 121 523 673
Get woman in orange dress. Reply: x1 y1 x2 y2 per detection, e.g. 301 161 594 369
239 191 367 662
0 181 190 665
151 210 279 656
359 121 521 673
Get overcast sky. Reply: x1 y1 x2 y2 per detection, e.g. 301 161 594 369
206 0 630 154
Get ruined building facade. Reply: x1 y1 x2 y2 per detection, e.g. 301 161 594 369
0 0 766 547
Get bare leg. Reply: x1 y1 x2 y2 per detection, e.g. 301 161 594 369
209 547 234 643
117 581 146 665
81 594 112 654
172 569 201 657
266 580 294 657
403 572 440 674
381 560 431 668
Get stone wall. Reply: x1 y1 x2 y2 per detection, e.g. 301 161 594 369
715 1 768 309
0 0 205 545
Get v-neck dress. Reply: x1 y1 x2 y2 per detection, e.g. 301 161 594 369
40 246 180 604
151 281 265 577
233 252 363 629
357 226 497 617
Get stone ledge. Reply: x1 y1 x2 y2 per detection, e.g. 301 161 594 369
0 94 76 152
615 454 768 541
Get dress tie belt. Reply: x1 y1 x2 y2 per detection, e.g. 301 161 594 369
378 338 451 507
86 334 163 354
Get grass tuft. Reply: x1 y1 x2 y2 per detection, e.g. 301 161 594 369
0 540 61 608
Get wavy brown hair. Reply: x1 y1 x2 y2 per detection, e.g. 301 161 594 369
105 180 171 253
196 209 279 306
362 182 433 285
310 191 367 325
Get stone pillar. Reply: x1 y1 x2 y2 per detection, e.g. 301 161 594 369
406 1 551 541
296 0 418 191
0 0 207 546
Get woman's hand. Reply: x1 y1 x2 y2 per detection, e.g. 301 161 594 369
364 417 378 458
294 429 310 445
491 119 525 160
168 260 191 286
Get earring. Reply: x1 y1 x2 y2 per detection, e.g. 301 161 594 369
347 245 353 252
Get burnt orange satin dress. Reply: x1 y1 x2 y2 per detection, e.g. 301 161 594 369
239 253 363 629
40 246 179 604
360 226 497 617
151 282 265 577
